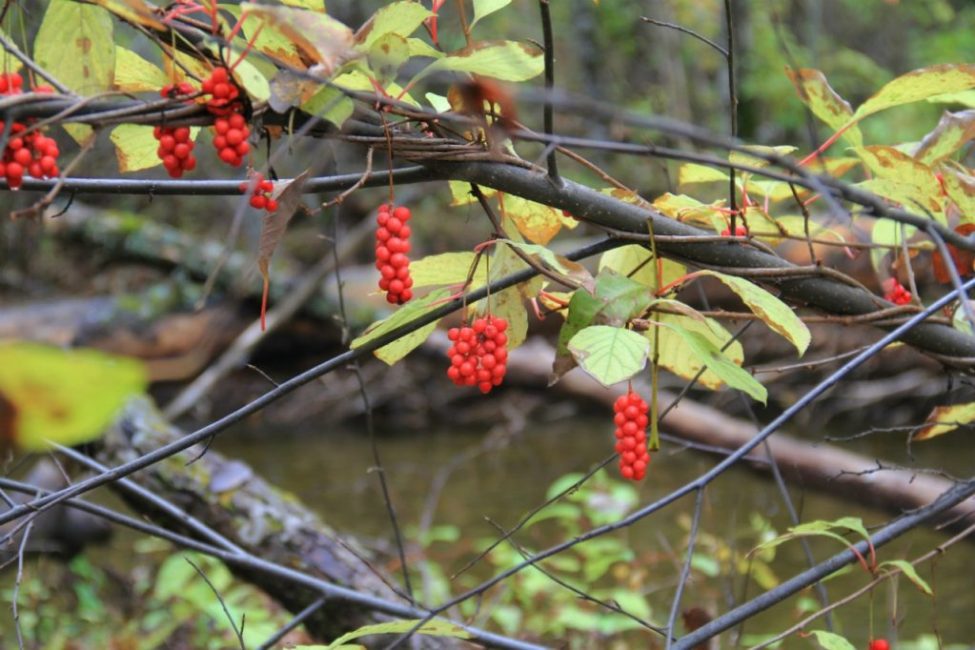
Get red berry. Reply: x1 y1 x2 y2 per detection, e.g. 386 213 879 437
868 641 890 650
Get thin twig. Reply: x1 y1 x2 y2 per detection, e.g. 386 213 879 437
185 557 246 650
538 0 560 185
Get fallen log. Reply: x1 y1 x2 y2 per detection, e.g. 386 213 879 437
95 397 417 642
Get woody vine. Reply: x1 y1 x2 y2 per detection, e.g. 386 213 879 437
2 0 975 647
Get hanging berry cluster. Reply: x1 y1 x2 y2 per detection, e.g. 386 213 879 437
375 204 414 304
613 389 651 481
882 278 911 305
202 67 250 167
0 72 60 189
446 316 509 393
154 83 197 178
240 172 277 212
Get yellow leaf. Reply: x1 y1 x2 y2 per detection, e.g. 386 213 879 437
0 342 147 452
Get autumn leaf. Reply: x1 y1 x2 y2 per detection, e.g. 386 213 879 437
257 170 311 330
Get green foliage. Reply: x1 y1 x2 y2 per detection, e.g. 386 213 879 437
2 548 294 649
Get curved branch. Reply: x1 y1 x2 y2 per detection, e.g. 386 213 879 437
425 158 975 360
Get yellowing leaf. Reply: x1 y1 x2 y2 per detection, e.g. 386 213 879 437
500 195 563 244
914 110 975 165
646 313 743 390
914 402 975 441
411 251 486 289
323 618 471 649
879 559 932 595
785 68 863 147
35 0 115 95
666 325 766 403
240 3 356 75
698 270 810 356
0 342 147 452
114 46 168 92
854 64 975 121
568 325 650 387
479 242 540 349
855 146 945 221
351 288 451 365
355 1 433 49
652 192 725 230
413 40 544 83
598 245 685 291
109 124 200 172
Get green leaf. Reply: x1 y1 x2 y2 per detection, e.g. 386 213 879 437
471 0 512 28
230 55 271 101
323 619 471 649
598 245 686 291
879 559 932 595
481 241 540 349
425 92 451 112
914 401 975 441
677 164 729 186
808 630 856 650
356 1 433 49
413 40 544 83
113 46 168 92
302 69 374 126
568 325 650 387
350 288 450 365
365 32 411 84
35 0 115 96
410 251 486 289
854 64 975 122
280 0 325 10
109 124 200 173
697 271 810 356
785 68 863 147
646 312 743 390
729 145 798 170
0 341 147 452
667 326 766 403
0 26 21 74
553 271 652 379
914 110 975 165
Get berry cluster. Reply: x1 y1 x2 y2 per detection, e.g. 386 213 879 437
0 72 60 189
882 278 911 305
153 83 197 178
240 173 278 212
201 67 250 167
868 640 889 650
721 224 748 237
375 204 414 304
201 66 241 115
212 112 250 167
613 390 651 481
446 316 509 393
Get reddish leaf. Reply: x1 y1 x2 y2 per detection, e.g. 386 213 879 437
931 223 975 284
257 170 311 329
